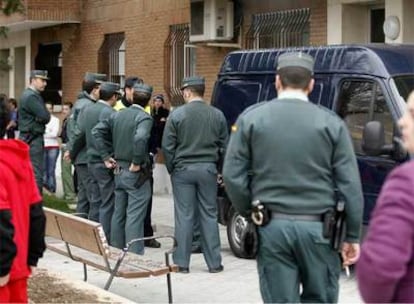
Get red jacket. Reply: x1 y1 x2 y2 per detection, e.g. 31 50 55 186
0 139 45 281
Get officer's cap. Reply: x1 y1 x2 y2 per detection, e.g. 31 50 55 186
84 72 107 84
277 52 314 74
30 70 50 80
100 82 122 95
180 76 205 90
133 83 153 95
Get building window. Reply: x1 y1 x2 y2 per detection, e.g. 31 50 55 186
98 32 125 85
245 8 310 49
370 8 385 43
164 24 196 106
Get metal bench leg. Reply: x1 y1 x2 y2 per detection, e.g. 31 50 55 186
104 269 117 290
105 249 129 290
165 252 173 303
83 263 88 281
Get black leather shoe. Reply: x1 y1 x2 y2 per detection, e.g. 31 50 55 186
191 246 202 254
145 239 161 248
177 266 189 273
209 265 224 273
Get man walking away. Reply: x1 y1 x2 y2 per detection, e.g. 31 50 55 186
223 52 363 303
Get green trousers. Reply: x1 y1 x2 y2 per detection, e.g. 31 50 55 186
257 219 341 303
61 146 76 201
29 136 45 195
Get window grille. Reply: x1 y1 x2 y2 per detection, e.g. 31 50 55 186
98 32 125 85
245 8 310 49
164 24 196 106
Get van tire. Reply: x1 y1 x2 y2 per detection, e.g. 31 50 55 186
226 207 256 259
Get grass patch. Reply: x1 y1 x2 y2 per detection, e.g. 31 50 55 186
43 194 73 213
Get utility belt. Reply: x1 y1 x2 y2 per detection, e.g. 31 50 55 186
251 200 346 251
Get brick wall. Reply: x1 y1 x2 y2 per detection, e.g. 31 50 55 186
30 0 327 105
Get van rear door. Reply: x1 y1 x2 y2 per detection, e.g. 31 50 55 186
212 78 263 129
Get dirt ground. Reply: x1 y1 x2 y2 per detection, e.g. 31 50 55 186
28 269 109 303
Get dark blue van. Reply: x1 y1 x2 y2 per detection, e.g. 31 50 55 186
212 44 414 258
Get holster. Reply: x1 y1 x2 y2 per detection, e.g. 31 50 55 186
251 200 271 227
331 200 346 251
323 202 346 251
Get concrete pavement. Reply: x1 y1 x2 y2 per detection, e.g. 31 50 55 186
39 192 363 303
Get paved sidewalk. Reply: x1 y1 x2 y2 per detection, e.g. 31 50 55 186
39 194 363 303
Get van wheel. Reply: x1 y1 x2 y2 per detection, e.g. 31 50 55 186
226 208 256 259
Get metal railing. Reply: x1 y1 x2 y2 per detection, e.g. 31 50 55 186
164 23 191 107
98 32 125 84
245 8 310 49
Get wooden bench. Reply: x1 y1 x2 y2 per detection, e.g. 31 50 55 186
44 207 178 303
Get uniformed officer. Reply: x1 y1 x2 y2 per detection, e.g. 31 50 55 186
113 76 161 248
18 70 51 194
65 72 106 221
223 52 363 303
92 83 153 254
162 76 228 273
71 82 120 240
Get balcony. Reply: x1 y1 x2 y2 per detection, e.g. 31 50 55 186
0 0 81 32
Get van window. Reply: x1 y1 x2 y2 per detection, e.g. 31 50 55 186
336 80 393 154
213 80 262 128
393 75 414 100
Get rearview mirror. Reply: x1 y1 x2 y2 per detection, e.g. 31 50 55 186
361 121 392 156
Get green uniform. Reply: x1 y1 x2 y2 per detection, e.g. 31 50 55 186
67 91 101 221
72 100 116 240
92 104 153 254
223 96 363 302
18 87 51 194
162 99 228 270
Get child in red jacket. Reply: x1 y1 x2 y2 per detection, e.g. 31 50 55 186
0 96 46 303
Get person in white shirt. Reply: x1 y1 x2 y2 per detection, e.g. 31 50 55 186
43 103 60 194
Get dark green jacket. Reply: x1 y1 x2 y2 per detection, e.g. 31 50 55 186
18 87 50 136
162 99 228 174
72 100 115 163
223 98 363 243
67 91 96 165
92 104 153 167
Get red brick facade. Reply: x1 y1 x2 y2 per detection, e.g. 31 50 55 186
29 0 327 105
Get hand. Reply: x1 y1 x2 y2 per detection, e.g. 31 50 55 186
30 266 36 277
0 274 10 287
63 150 71 162
129 163 141 172
341 242 360 266
104 158 117 169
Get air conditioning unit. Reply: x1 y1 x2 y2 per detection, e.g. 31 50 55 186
190 0 234 42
